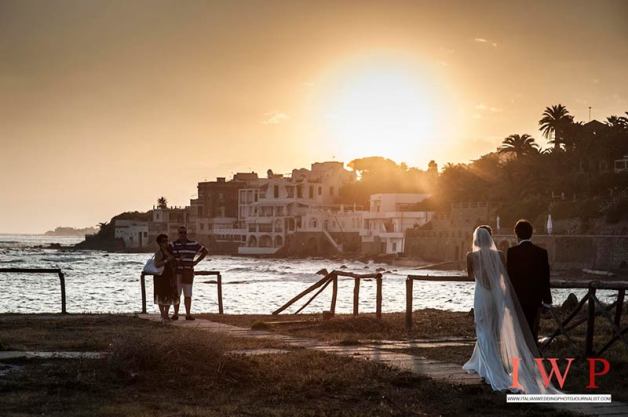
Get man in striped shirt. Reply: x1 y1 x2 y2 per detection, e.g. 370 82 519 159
169 226 208 320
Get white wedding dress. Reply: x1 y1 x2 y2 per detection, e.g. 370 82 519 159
463 227 559 394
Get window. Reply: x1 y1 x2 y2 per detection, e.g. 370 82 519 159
297 185 303 198
318 186 322 195
274 185 279 198
309 186 314 199
200 223 205 230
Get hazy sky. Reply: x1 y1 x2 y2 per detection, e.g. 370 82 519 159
1 0 627 233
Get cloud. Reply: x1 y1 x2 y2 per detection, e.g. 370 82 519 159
262 111 289 125
474 38 498 47
475 103 503 113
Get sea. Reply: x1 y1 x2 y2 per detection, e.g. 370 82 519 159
0 234 614 315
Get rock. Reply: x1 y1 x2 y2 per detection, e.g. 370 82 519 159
562 293 578 310
315 268 328 276
340 265 347 269
375 267 385 272
468 308 474 317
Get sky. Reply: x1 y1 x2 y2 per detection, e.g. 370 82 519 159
1 0 627 233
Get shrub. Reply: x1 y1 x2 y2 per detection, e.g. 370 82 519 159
251 321 271 331
107 330 247 386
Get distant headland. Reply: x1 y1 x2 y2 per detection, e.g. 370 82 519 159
44 226 98 237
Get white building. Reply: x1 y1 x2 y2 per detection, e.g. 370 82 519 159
237 161 356 255
114 220 149 249
361 193 433 254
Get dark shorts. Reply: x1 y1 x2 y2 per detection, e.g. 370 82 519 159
177 269 194 284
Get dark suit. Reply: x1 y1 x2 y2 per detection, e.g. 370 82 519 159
506 241 552 341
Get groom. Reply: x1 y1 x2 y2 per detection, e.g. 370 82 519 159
506 219 552 342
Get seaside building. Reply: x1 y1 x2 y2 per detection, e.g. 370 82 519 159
148 206 189 243
188 173 258 252
144 162 436 257
237 161 356 255
114 220 149 249
361 193 433 255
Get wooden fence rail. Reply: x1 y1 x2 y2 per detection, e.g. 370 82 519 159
273 270 383 318
405 274 628 356
0 268 67 314
140 270 223 315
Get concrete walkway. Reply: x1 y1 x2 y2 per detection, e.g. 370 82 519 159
138 314 628 417
0 351 106 360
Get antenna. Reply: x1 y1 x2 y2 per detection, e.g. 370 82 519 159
588 106 592 122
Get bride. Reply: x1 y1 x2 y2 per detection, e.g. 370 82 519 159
463 226 559 394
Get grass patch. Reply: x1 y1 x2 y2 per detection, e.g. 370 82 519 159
107 331 248 386
0 314 287 352
201 309 476 341
0 350 576 417
250 320 271 331
0 314 579 417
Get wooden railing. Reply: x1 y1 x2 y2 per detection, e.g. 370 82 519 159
273 270 384 318
405 274 628 356
0 268 67 314
140 270 223 315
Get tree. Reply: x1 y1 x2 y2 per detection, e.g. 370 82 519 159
539 104 574 150
498 134 539 158
607 114 628 130
157 197 168 209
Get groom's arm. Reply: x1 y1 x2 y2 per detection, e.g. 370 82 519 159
541 249 552 305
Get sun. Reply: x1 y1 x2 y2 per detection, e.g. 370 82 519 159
317 59 448 164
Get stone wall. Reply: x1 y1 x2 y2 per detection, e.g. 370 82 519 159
406 233 628 270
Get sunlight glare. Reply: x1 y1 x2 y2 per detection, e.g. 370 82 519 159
321 63 444 162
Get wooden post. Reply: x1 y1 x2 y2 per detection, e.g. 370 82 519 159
615 289 625 328
585 288 596 356
273 274 331 315
217 273 224 314
330 273 338 316
140 272 147 314
58 271 67 314
405 277 413 330
295 275 333 314
376 273 382 320
353 277 360 316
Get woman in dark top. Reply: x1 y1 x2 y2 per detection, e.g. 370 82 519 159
153 234 179 322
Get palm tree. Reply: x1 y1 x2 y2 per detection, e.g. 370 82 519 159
498 134 539 158
607 114 628 129
539 104 574 150
157 197 168 209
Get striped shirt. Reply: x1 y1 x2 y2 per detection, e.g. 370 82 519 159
169 239 206 272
